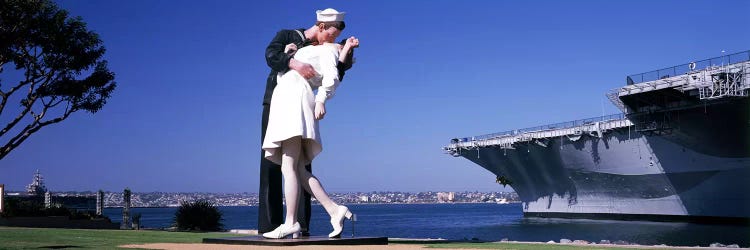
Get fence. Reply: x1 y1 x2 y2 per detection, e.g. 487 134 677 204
626 50 750 85
453 113 626 142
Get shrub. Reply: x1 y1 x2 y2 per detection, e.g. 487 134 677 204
44 206 72 217
132 212 142 230
68 210 100 220
132 212 142 223
1 197 51 217
173 199 223 231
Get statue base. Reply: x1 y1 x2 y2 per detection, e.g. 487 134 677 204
203 236 388 246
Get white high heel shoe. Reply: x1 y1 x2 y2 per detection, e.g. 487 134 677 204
329 205 354 238
262 222 301 239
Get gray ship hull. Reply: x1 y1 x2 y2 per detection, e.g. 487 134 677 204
457 98 750 223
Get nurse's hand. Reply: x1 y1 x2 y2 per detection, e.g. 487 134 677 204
290 59 317 79
314 102 326 120
284 43 297 54
345 37 359 49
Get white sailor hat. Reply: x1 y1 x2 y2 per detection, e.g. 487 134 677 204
316 8 345 22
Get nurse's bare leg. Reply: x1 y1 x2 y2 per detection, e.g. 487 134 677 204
281 136 302 226
296 156 338 217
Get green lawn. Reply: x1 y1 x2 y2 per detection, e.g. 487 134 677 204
0 227 234 249
423 242 674 250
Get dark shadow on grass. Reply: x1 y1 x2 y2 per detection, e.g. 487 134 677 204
39 246 81 249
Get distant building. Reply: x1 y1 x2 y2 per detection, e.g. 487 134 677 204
436 192 455 203
26 170 47 196
359 195 370 202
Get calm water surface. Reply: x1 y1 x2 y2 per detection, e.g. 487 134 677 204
104 203 749 247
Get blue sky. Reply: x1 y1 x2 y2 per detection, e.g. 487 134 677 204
1 0 748 193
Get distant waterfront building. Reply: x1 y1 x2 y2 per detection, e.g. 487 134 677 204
26 170 47 196
437 192 455 203
44 191 51 208
359 195 370 202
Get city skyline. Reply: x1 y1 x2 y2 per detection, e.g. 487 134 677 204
1 0 748 193
3 189 519 208
3 169 509 193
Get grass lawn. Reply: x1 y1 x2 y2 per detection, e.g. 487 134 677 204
422 242 666 250
0 227 234 249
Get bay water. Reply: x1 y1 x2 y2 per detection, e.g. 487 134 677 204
103 203 749 247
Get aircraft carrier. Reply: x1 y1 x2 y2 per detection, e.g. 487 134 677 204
444 50 750 224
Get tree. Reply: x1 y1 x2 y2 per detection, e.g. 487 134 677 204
0 0 116 160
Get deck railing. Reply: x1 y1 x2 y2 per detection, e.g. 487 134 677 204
626 50 750 85
452 113 626 143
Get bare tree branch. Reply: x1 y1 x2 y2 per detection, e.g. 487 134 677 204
0 95 36 137
0 108 74 160
0 94 53 159
0 46 47 116
0 76 33 116
39 105 74 127
46 98 64 109
0 70 54 138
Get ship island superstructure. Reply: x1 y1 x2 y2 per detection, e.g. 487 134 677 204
444 50 750 223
